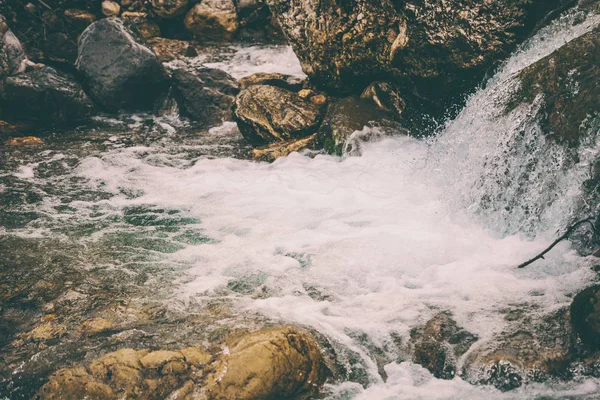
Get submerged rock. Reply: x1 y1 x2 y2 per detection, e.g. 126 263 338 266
317 96 401 156
268 0 573 119
239 72 304 91
0 65 95 124
184 0 239 41
172 67 240 125
0 15 27 79
205 327 328 399
409 312 478 380
251 134 318 162
571 285 600 349
76 18 168 112
233 85 322 146
462 308 574 391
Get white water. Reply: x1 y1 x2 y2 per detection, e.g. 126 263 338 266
14 9 600 399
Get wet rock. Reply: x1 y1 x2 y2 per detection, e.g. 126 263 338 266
0 15 27 79
233 85 322 146
172 67 240 125
151 0 190 18
102 1 121 17
251 134 318 162
184 0 239 41
81 318 113 336
0 65 95 125
507 27 600 146
205 327 328 399
239 72 304 91
410 312 478 380
571 285 600 349
4 136 44 146
361 81 406 121
148 37 198 62
317 96 401 156
121 11 162 39
462 308 574 391
76 18 169 112
39 367 117 400
268 0 573 120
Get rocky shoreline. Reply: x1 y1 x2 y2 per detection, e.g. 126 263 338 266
1 1 600 399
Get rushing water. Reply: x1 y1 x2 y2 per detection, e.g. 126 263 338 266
2 9 600 400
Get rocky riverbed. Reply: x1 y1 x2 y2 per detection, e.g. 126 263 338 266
2 1 600 399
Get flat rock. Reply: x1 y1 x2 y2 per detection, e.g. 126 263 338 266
233 84 322 146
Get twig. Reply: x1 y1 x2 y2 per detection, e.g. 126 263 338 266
37 0 52 10
517 217 596 269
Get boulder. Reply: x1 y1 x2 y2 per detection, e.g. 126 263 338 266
409 312 477 380
63 9 97 31
317 96 402 156
184 0 239 41
172 67 240 125
462 308 574 391
0 65 95 124
205 327 328 399
75 18 169 112
570 285 600 349
268 0 575 121
151 0 190 18
239 72 304 91
0 15 27 79
233 85 323 146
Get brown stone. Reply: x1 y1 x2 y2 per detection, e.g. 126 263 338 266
4 136 44 146
38 367 117 400
251 134 318 162
184 0 239 41
102 1 121 17
205 327 328 399
81 318 113 336
239 72 304 91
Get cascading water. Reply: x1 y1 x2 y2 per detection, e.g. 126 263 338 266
2 7 600 400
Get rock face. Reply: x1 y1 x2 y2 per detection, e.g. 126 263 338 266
507 26 600 146
571 285 600 349
184 0 239 41
75 18 168 112
268 0 573 119
172 67 240 125
409 312 477 380
462 308 574 391
205 327 328 399
233 85 322 146
0 15 26 79
0 66 95 124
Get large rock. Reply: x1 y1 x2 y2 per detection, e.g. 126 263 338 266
151 0 190 18
172 67 240 125
233 85 323 146
75 18 169 112
571 285 600 349
0 15 26 79
409 312 477 380
239 72 304 91
268 0 574 120
205 327 328 399
184 0 239 41
0 66 95 124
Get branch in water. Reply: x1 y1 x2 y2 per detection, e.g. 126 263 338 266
517 217 596 269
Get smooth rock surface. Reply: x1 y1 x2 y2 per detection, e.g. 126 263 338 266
0 15 26 79
233 84 322 146
172 67 240 125
75 18 168 112
0 65 95 124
